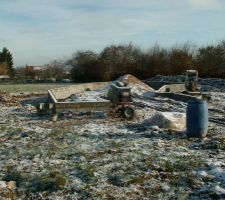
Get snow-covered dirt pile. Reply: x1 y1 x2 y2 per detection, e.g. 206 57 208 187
199 78 225 92
146 74 186 83
146 75 225 92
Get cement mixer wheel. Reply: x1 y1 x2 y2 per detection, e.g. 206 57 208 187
122 106 135 119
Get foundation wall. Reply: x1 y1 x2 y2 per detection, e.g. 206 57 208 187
154 92 199 102
157 84 185 93
48 82 109 101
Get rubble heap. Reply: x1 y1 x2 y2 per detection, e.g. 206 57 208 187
0 92 19 106
0 181 16 200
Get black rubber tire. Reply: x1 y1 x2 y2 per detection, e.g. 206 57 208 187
123 106 134 119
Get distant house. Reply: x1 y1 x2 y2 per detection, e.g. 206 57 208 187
22 64 71 81
25 65 47 80
0 75 10 81
32 66 48 71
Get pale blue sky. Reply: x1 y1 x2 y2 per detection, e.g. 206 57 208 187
0 0 225 66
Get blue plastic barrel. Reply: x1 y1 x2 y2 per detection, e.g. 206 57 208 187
186 100 208 137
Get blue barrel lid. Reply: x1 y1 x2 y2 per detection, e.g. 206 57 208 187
188 99 207 104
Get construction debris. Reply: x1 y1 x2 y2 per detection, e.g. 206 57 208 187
0 181 17 200
0 92 19 106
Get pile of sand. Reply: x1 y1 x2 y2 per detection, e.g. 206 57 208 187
115 74 155 95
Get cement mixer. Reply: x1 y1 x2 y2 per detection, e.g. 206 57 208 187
107 81 135 119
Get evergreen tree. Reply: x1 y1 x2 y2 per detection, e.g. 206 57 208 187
0 47 15 77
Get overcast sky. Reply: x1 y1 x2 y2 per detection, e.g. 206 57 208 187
0 0 225 66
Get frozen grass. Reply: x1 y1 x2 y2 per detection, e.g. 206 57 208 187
0 118 209 199
0 83 74 93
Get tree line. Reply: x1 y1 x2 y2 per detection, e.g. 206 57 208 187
0 47 15 77
2 40 225 82
65 40 225 82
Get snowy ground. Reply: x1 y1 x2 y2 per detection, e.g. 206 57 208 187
0 76 225 199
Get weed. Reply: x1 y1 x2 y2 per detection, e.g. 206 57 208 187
75 164 96 182
3 169 23 183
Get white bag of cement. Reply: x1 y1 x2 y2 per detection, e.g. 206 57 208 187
148 112 186 131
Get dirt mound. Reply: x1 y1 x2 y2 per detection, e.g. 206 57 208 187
0 92 20 106
116 74 155 95
145 75 225 92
